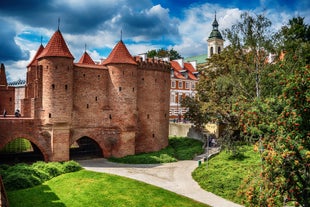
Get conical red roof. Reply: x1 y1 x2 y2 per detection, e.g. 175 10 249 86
102 40 137 65
38 30 74 59
27 44 44 67
78 51 95 64
0 63 8 86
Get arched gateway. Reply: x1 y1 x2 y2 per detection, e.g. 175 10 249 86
0 27 170 162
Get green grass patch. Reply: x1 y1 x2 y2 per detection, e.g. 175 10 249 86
109 136 204 164
8 170 210 207
192 145 261 204
1 160 82 191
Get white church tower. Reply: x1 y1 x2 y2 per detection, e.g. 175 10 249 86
207 13 224 58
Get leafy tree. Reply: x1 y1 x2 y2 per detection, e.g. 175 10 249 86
193 12 274 150
238 17 310 207
147 48 182 60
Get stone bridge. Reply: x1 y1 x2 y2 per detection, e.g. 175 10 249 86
0 117 120 162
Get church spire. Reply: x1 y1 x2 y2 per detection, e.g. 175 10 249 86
208 12 222 40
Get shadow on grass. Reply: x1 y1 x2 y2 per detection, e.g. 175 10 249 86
227 152 249 161
8 184 65 207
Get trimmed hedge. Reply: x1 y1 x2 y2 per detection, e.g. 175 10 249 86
0 160 82 191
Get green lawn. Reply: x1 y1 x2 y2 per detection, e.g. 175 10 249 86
8 170 210 207
109 136 204 164
192 145 261 204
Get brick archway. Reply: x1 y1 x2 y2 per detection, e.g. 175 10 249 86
0 136 50 162
70 136 107 157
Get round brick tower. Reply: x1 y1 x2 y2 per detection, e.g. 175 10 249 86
103 40 138 157
37 29 74 124
36 29 74 161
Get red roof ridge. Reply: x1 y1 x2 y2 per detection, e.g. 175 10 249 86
27 44 45 67
102 40 137 65
78 51 95 64
37 30 74 59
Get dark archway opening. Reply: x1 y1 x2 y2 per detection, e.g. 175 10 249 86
0 138 44 165
70 136 102 160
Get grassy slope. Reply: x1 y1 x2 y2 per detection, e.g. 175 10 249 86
8 170 209 207
109 137 204 164
192 145 261 204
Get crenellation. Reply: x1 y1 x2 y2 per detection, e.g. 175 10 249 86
0 29 170 161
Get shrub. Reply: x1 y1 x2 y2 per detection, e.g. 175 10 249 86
2 161 82 191
4 172 41 191
62 160 82 173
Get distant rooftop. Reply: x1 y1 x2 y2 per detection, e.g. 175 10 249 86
8 79 26 87
184 54 207 64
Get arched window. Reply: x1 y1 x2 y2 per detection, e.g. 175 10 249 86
210 47 214 56
218 47 221 54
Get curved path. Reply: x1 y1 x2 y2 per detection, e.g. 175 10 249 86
78 155 243 207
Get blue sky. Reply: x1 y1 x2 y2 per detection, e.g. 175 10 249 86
0 0 309 81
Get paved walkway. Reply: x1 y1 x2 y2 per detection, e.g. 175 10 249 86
78 148 243 207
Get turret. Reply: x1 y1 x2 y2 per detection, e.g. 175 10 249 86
207 13 224 58
37 29 74 125
102 40 138 156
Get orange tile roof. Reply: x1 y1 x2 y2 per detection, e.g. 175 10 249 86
77 51 95 64
188 72 198 80
184 62 196 73
27 44 44 67
174 70 186 79
170 61 183 72
38 30 74 59
102 40 137 65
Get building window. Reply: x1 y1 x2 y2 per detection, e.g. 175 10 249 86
191 82 195 89
178 81 183 89
185 82 190 89
147 114 150 119
95 97 98 101
109 114 112 119
132 88 135 92
170 94 175 103
119 87 122 91
49 113 51 118
52 84 55 90
87 104 89 109
65 85 68 90
218 47 221 54
171 81 176 88
210 47 214 56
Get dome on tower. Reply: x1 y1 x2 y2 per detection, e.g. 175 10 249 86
208 14 223 40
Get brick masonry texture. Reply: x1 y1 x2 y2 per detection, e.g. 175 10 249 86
0 31 171 162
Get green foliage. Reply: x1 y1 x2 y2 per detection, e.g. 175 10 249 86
181 96 209 131
237 17 310 207
192 145 260 204
8 170 209 207
1 161 82 191
147 48 182 60
62 160 83 173
0 138 32 153
109 137 204 164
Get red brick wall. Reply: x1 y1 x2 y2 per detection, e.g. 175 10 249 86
136 61 170 153
0 86 15 115
39 57 74 124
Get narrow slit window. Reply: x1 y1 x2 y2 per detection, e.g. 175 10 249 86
87 104 89 109
95 97 98 101
65 85 68 90
52 84 55 90
49 113 51 118
119 87 122 91
109 114 112 119
147 114 150 119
